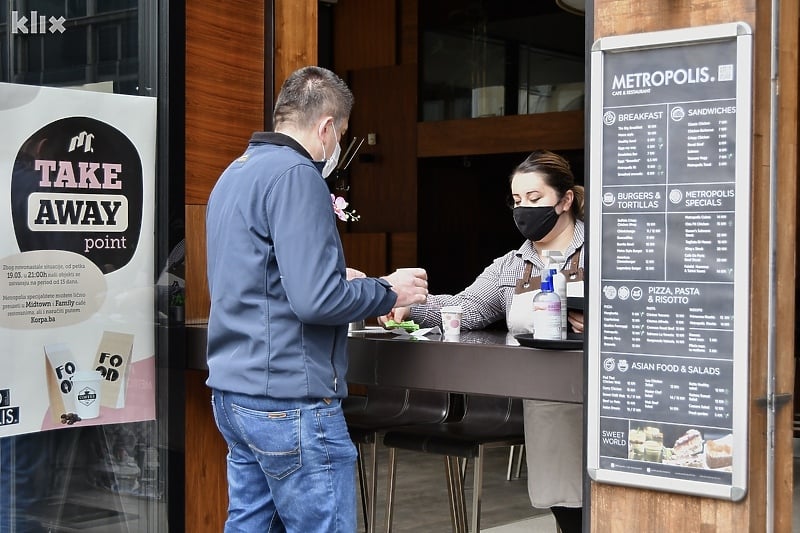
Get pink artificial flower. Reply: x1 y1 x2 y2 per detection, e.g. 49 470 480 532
331 194 360 222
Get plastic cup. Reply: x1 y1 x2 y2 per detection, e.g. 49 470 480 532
440 305 463 337
73 370 103 419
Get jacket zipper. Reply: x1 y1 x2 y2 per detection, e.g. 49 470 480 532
331 328 338 393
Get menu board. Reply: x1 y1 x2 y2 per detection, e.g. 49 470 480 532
587 23 752 501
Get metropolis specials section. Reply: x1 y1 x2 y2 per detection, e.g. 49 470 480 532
592 32 749 493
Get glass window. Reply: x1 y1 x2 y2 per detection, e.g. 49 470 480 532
1 1 139 92
419 0 585 121
0 2 177 532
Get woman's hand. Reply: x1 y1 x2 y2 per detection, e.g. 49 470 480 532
567 310 584 333
378 306 411 327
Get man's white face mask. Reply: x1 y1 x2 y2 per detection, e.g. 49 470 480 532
321 122 341 178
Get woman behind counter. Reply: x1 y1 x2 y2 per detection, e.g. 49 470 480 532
381 149 585 533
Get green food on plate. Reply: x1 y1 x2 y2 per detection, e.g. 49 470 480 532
383 319 420 332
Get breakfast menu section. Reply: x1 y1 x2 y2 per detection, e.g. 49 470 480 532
588 24 751 500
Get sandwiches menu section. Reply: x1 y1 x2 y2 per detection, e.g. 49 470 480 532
588 24 751 500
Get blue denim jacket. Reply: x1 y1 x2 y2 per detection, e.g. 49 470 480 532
205 133 396 399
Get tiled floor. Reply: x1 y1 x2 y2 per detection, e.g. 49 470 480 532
483 515 559 533
364 441 800 532
356 444 552 533
17 438 800 532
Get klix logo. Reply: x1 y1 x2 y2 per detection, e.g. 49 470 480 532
11 11 66 34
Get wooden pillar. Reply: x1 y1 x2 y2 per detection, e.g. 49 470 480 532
184 0 318 324
184 0 267 321
183 2 319 531
591 1 798 531
274 0 318 99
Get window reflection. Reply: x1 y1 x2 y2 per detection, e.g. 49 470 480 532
2 422 165 532
0 1 139 93
419 0 585 121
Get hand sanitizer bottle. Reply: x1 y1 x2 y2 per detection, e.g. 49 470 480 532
532 270 562 340
543 251 568 340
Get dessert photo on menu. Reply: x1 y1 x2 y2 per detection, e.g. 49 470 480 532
627 422 733 471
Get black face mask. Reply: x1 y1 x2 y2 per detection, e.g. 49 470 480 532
513 205 560 242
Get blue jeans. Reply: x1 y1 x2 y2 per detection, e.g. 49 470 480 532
211 391 358 533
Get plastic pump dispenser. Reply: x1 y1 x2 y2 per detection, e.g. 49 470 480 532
532 270 562 340
543 251 568 339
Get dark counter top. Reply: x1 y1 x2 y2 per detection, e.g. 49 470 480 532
186 325 583 403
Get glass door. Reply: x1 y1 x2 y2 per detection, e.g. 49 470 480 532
0 1 182 531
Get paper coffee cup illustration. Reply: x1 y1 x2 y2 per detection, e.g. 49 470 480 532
44 343 78 422
440 306 463 336
73 370 103 419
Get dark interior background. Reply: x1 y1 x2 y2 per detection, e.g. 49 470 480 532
418 149 584 296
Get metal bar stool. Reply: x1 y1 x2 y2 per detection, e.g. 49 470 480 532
382 395 525 533
343 387 455 533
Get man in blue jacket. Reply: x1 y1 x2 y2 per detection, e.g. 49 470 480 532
206 65 428 532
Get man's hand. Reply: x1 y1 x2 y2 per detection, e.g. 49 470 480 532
381 268 428 308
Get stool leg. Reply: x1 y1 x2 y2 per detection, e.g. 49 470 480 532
444 457 457 532
445 456 467 533
367 439 378 533
470 445 485 533
356 443 369 532
506 444 525 480
506 445 516 481
514 445 525 479
384 447 398 533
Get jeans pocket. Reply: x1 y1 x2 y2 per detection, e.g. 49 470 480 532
231 404 302 480
316 407 358 465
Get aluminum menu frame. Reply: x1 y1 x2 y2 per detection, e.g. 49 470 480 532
587 22 752 500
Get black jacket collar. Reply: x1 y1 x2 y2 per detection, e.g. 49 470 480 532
249 132 313 161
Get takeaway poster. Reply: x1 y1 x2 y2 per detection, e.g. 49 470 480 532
0 83 156 437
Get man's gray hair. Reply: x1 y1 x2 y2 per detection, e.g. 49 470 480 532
273 66 354 129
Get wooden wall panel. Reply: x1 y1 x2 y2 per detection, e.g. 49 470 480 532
389 232 417 271
592 1 799 533
399 0 418 66
333 0 397 73
771 2 798 531
185 369 227 532
274 0 318 92
185 205 210 322
594 0 755 35
746 7 770 531
340 232 388 278
185 0 265 204
347 64 418 232
417 111 585 158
